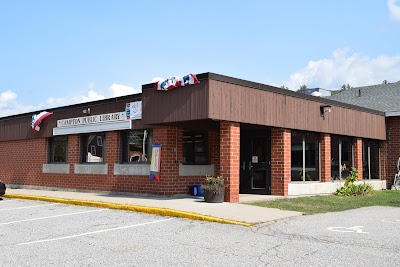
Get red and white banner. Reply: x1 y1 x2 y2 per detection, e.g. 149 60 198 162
155 74 199 91
31 111 52 133
149 143 162 181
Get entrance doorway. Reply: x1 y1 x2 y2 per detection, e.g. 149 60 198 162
240 130 271 194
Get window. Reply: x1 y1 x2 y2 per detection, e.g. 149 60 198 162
82 133 105 163
182 130 208 165
291 131 319 181
363 139 380 179
331 136 353 180
121 130 152 163
49 136 68 163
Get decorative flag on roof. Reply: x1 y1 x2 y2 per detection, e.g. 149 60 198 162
31 111 52 133
155 74 199 91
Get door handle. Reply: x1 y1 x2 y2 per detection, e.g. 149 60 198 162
242 161 246 170
249 161 252 170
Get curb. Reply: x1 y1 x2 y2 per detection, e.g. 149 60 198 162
4 194 252 227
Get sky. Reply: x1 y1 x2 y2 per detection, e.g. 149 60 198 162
1 0 400 117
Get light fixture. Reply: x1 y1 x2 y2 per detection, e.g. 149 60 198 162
82 107 91 115
320 105 331 118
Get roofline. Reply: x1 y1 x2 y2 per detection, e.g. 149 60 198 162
142 72 385 116
385 111 400 117
0 93 142 121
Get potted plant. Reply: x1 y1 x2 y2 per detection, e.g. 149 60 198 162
202 176 225 203
0 180 6 198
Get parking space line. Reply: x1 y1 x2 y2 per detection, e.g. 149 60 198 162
18 218 174 246
0 203 60 211
0 209 107 225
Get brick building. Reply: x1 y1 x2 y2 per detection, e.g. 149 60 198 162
0 73 388 202
329 80 400 188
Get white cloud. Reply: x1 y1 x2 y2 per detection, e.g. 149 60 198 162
0 90 17 107
0 82 141 118
108 83 140 97
0 90 40 117
388 0 400 21
284 48 400 90
151 77 164 83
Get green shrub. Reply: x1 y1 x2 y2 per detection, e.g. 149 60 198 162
335 167 374 196
202 176 225 192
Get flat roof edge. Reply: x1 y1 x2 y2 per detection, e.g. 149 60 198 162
142 72 384 116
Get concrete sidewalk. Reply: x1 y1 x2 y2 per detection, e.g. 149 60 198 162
3 188 302 227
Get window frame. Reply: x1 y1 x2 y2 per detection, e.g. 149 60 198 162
81 133 106 164
48 135 68 163
182 130 209 165
121 129 152 164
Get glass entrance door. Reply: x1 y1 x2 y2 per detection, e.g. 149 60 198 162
240 130 271 194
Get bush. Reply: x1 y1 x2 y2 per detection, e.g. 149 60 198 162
335 167 374 196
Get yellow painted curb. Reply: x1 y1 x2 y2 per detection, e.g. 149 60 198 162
3 194 252 227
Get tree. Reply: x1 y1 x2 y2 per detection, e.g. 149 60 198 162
280 85 289 90
296 85 308 92
331 83 353 96
383 80 388 84
340 84 352 91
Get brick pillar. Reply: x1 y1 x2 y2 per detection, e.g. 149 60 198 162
379 141 387 181
152 127 181 194
271 128 291 196
353 137 363 180
106 131 120 175
68 134 80 173
320 134 331 182
220 121 240 203
209 129 220 177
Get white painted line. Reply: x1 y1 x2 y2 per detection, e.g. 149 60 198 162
0 203 60 211
18 217 174 246
0 209 107 226
327 226 368 234
381 219 400 223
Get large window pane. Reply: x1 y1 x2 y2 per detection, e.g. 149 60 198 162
183 130 208 165
49 136 68 163
82 133 105 163
331 136 353 180
291 131 320 182
363 139 380 179
121 130 152 163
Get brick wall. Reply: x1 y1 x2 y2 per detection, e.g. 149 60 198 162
386 117 400 188
0 126 217 196
320 134 331 182
353 137 363 180
271 128 291 196
219 121 240 202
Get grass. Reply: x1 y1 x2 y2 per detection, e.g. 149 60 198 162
249 190 400 214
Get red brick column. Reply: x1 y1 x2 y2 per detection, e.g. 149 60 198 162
220 121 240 203
353 137 363 180
271 128 291 196
152 127 181 194
320 134 331 182
68 134 80 173
379 141 387 181
209 129 220 177
106 131 120 175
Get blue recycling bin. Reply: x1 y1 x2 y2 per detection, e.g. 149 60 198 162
190 184 203 196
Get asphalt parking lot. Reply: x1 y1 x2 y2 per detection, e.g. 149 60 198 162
1 198 399 266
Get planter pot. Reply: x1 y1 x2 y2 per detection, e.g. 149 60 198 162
203 187 225 203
